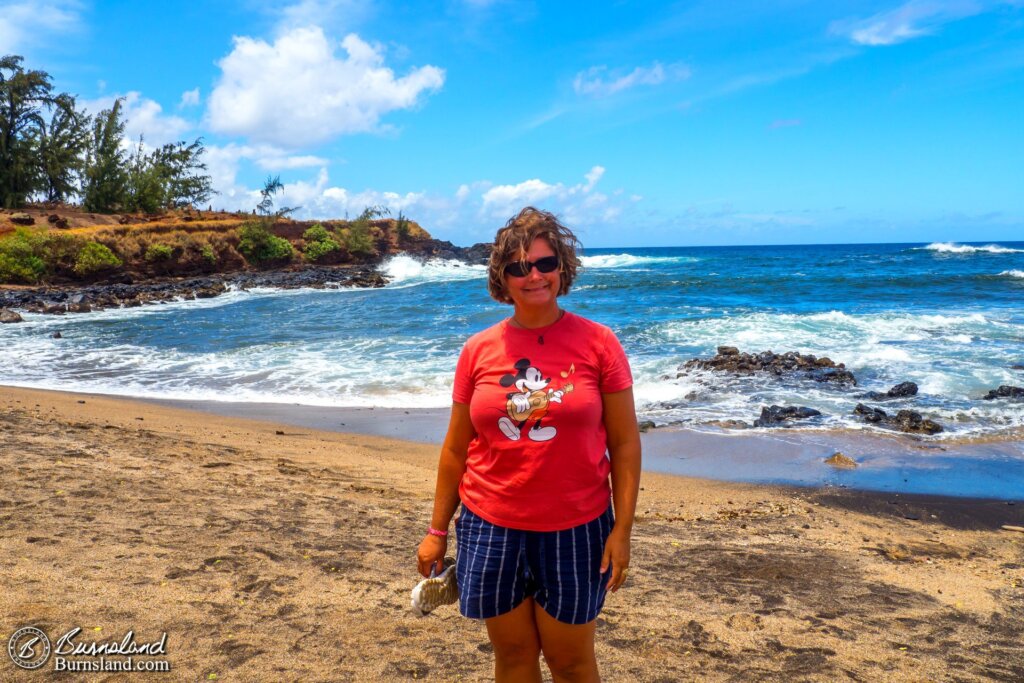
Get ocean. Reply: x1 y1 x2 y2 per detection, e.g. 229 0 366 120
3 240 1023 441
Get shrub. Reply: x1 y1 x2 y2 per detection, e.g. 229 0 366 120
237 219 293 266
304 238 340 262
74 241 122 276
45 232 85 275
0 252 46 283
340 223 375 257
0 228 49 283
302 224 331 242
340 206 385 258
201 244 217 266
145 243 174 262
301 223 341 263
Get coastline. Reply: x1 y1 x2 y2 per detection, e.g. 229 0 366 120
1 384 1022 680
76 388 1024 501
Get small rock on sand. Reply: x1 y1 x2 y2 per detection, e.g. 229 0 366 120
825 452 858 469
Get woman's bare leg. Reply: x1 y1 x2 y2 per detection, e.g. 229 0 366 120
534 602 600 683
484 597 543 682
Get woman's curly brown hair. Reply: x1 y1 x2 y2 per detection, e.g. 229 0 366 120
488 207 582 305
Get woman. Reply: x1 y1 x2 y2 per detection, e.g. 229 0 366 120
416 207 641 682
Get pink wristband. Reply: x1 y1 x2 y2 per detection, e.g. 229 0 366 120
428 527 449 537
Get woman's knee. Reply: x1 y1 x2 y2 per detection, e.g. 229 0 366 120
486 599 542 665
493 638 541 666
542 647 597 680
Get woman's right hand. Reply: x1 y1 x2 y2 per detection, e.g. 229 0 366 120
417 534 448 577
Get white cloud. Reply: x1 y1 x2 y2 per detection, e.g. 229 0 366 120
179 88 200 108
482 178 559 211
205 164 633 244
277 0 372 33
202 142 331 203
584 166 605 192
574 61 690 98
832 0 1005 47
80 92 191 147
0 0 81 54
255 153 328 170
206 26 445 147
480 165 620 222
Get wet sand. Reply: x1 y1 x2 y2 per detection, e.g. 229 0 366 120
1 385 1023 681
145 396 1024 500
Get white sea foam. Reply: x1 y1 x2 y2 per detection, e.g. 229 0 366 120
650 308 1022 431
0 334 461 409
921 242 1023 254
580 254 696 269
380 255 487 285
998 269 1024 278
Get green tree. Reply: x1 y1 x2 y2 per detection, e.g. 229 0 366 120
123 135 165 213
255 174 299 217
395 210 411 243
342 205 388 257
153 138 213 208
83 99 127 212
0 55 54 208
122 136 215 213
35 93 90 203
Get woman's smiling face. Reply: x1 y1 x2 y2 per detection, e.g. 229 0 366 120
504 238 561 310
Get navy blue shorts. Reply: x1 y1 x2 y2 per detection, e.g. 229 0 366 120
454 503 615 625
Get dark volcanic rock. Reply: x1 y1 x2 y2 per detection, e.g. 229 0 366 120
405 238 491 264
706 419 751 430
462 242 493 264
51 331 62 338
853 403 943 434
857 381 918 401
0 265 390 316
638 420 656 433
853 403 887 423
982 385 1024 401
679 348 857 386
887 381 918 397
10 212 34 225
0 308 23 323
893 410 944 435
753 405 822 428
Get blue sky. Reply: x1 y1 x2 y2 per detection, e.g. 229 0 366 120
2 0 1022 246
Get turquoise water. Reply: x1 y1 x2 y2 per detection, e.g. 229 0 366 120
2 240 1023 439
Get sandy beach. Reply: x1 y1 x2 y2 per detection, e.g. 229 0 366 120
2 385 1023 681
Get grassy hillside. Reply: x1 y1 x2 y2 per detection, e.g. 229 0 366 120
0 206 431 285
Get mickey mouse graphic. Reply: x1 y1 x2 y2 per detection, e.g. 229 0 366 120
497 358 574 441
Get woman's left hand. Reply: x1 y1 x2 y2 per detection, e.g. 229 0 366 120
600 525 632 592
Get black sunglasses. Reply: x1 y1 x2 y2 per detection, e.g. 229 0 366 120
504 256 560 278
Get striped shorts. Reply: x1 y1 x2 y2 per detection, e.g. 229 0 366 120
454 503 615 625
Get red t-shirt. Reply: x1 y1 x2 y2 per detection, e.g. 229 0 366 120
452 311 633 531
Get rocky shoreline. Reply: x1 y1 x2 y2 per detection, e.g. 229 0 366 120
0 265 388 315
0 237 491 316
663 346 1023 436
